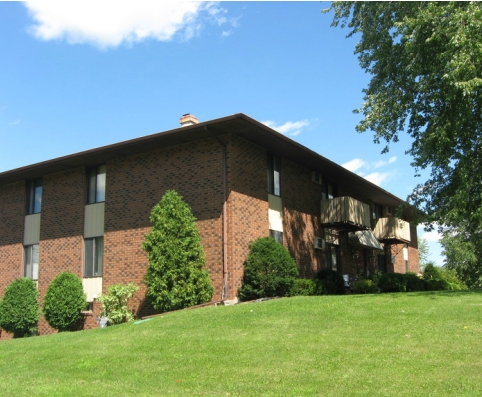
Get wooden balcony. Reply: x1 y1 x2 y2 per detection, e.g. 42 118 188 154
320 196 371 231
373 217 411 243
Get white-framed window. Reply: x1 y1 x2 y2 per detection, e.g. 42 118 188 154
86 165 106 204
24 244 39 281
84 237 103 277
269 229 283 245
267 154 281 196
26 178 42 215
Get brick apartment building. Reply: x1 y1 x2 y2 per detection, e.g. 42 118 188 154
0 113 418 338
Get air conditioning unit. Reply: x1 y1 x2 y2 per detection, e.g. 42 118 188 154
311 171 322 185
314 237 325 250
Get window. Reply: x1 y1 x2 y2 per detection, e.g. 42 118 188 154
24 244 39 281
84 237 103 277
269 229 283 245
373 203 383 220
86 165 106 204
267 154 281 196
26 178 42 214
326 244 340 273
321 181 337 200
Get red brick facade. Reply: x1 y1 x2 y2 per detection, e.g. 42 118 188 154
0 114 419 339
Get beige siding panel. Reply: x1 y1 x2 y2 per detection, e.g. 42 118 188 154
320 196 371 228
24 213 41 245
268 194 283 232
84 202 105 238
82 277 103 302
373 217 411 243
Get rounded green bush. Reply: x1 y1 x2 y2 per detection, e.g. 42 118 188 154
315 268 346 295
43 272 86 332
239 237 299 301
0 278 40 338
289 278 317 296
352 279 378 294
404 272 425 292
378 273 407 293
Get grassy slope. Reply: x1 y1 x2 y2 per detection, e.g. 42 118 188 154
0 291 481 397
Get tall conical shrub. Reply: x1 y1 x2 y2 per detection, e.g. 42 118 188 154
142 190 214 312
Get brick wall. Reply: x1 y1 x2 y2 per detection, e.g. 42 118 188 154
282 158 324 278
226 135 268 298
103 137 225 314
37 169 86 335
0 181 25 294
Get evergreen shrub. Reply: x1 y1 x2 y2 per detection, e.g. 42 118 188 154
423 263 450 291
378 273 407 293
43 272 86 332
0 278 39 338
289 278 317 296
315 268 345 295
238 237 299 300
404 272 426 292
352 279 378 294
98 283 139 325
143 190 214 312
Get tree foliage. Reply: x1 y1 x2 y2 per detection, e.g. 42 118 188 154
441 229 482 289
238 237 299 300
326 2 482 234
0 278 40 338
417 237 430 271
142 190 214 312
43 272 86 332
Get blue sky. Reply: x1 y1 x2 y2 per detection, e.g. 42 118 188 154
0 1 443 265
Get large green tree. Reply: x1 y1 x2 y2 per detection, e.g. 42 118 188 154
142 190 214 312
441 226 482 289
326 2 482 234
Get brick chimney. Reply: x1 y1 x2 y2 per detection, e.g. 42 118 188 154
179 113 199 127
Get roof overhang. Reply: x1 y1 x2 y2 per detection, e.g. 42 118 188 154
0 113 405 208
348 230 384 251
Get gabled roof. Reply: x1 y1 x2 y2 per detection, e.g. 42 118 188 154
0 113 404 207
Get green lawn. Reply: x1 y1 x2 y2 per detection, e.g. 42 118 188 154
0 291 481 396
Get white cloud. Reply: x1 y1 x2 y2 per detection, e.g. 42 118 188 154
262 119 310 137
342 158 366 172
24 1 235 48
418 223 444 242
364 172 391 186
9 120 20 126
373 156 397 169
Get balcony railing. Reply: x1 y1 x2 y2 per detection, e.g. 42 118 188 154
373 217 411 243
320 196 371 230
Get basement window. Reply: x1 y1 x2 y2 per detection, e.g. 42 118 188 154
24 244 39 281
84 237 103 277
269 230 283 245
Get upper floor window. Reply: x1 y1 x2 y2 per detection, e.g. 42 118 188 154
87 165 106 204
373 203 383 220
24 244 39 281
267 154 281 196
321 181 337 200
84 236 103 277
26 178 42 214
